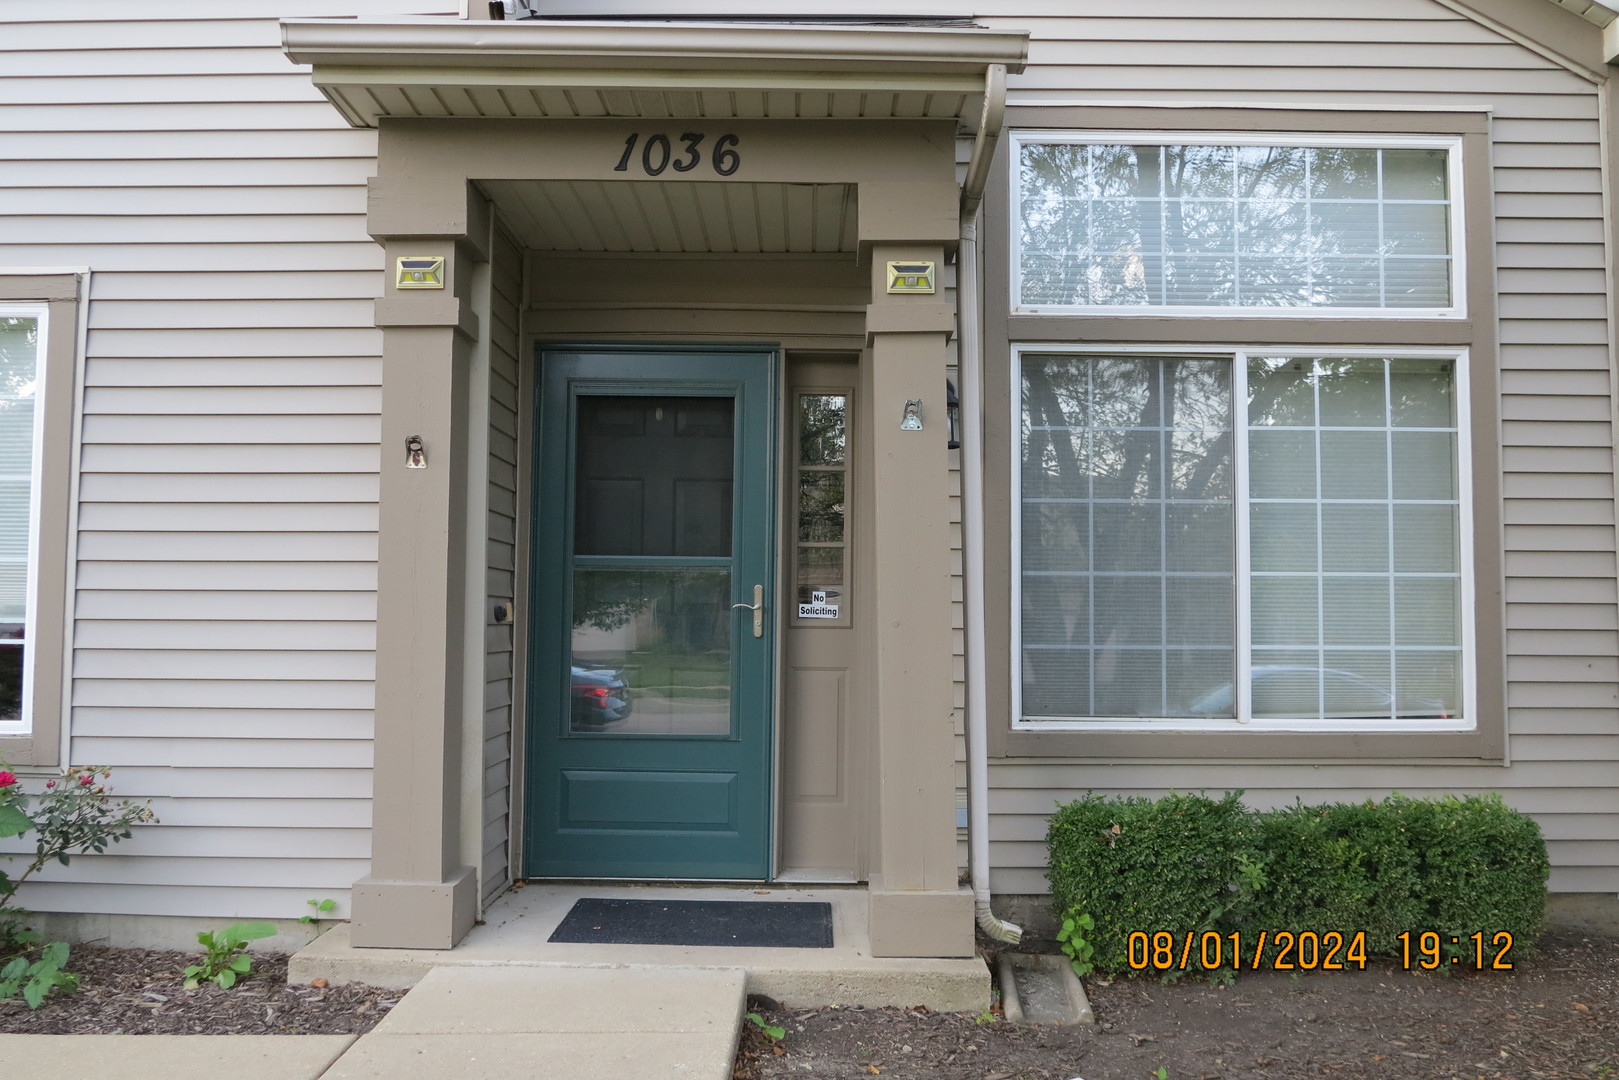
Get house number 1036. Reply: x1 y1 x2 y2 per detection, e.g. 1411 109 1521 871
614 133 741 177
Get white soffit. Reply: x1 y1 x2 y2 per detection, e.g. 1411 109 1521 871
282 18 1030 130
1545 0 1618 26
481 178 857 253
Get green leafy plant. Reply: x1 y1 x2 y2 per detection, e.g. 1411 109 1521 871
298 898 338 937
1056 908 1097 976
0 935 78 1009
745 1011 785 1041
0 764 157 935
974 1009 998 1025
184 921 277 989
1153 1068 1170 1080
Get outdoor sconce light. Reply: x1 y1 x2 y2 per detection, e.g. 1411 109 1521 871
900 399 924 431
946 380 961 450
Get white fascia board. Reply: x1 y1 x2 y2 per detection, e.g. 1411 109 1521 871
282 18 1029 75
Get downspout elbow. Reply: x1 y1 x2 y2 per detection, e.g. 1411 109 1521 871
977 898 1023 945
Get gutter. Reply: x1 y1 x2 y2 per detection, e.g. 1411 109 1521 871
958 63 1022 946
283 17 1031 74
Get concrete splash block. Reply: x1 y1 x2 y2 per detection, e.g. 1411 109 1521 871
997 952 1095 1026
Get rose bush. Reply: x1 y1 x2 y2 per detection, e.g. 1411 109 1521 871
1 764 156 939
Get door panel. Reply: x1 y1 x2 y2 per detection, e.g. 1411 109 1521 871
525 349 775 880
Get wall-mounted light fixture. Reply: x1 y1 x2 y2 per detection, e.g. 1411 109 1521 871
900 399 924 431
946 380 961 450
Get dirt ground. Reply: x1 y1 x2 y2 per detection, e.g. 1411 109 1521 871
0 946 397 1035
735 932 1619 1080
2 932 1614 1080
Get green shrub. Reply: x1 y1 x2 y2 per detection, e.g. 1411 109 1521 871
1046 791 1549 975
1045 791 1263 972
1391 793 1548 957
1252 800 1423 955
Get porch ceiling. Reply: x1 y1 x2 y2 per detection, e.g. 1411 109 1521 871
480 179 857 253
280 18 1029 130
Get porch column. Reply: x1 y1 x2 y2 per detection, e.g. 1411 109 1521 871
350 201 487 948
865 241 976 958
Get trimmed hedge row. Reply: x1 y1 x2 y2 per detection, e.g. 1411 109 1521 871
1046 791 1549 974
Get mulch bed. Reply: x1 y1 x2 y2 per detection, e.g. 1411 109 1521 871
736 931 1619 1080
3 931 1614 1079
0 946 397 1035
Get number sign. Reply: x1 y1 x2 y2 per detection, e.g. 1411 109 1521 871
614 133 741 177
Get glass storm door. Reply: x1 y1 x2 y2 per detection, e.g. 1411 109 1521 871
525 349 775 879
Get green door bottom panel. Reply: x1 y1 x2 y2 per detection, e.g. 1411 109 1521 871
560 769 739 830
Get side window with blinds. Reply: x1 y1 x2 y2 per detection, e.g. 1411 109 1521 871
0 308 44 730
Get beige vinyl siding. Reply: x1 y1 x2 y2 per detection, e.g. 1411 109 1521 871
483 226 524 903
0 2 439 921
978 1 1619 898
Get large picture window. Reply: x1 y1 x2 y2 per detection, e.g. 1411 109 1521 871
1016 347 1472 731
1014 135 1463 315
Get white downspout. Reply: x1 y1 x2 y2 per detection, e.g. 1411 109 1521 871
960 65 1022 946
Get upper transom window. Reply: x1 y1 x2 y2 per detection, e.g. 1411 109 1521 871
1012 133 1463 317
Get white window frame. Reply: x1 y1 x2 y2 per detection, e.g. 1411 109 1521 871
1009 342 1477 734
0 302 50 736
1009 131 1468 320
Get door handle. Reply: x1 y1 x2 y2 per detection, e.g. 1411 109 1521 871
730 584 764 639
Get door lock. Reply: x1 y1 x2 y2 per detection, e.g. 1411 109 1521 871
731 584 764 638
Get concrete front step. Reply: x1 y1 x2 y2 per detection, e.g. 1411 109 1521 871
322 966 745 1080
290 883 991 1012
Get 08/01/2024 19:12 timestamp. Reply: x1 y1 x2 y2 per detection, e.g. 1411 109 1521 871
1124 930 1515 972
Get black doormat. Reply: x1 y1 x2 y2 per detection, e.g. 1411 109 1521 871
548 897 834 948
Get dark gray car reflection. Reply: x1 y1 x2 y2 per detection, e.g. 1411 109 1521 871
1188 665 1449 720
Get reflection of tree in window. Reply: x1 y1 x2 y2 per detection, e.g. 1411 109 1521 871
1020 143 1450 309
798 395 845 465
1022 356 1234 718
572 569 728 652
798 473 843 542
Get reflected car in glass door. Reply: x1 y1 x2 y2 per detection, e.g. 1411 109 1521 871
570 660 633 729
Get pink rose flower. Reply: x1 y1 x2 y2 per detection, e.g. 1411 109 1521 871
44 779 55 788
79 774 94 786
0 770 15 788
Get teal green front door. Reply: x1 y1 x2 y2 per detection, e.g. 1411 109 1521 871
525 348 776 879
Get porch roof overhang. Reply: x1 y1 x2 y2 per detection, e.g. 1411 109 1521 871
280 18 1029 133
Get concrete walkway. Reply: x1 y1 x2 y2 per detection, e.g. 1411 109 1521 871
0 965 746 1080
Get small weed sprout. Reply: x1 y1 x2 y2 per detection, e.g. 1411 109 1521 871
298 898 338 937
745 1011 785 1040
